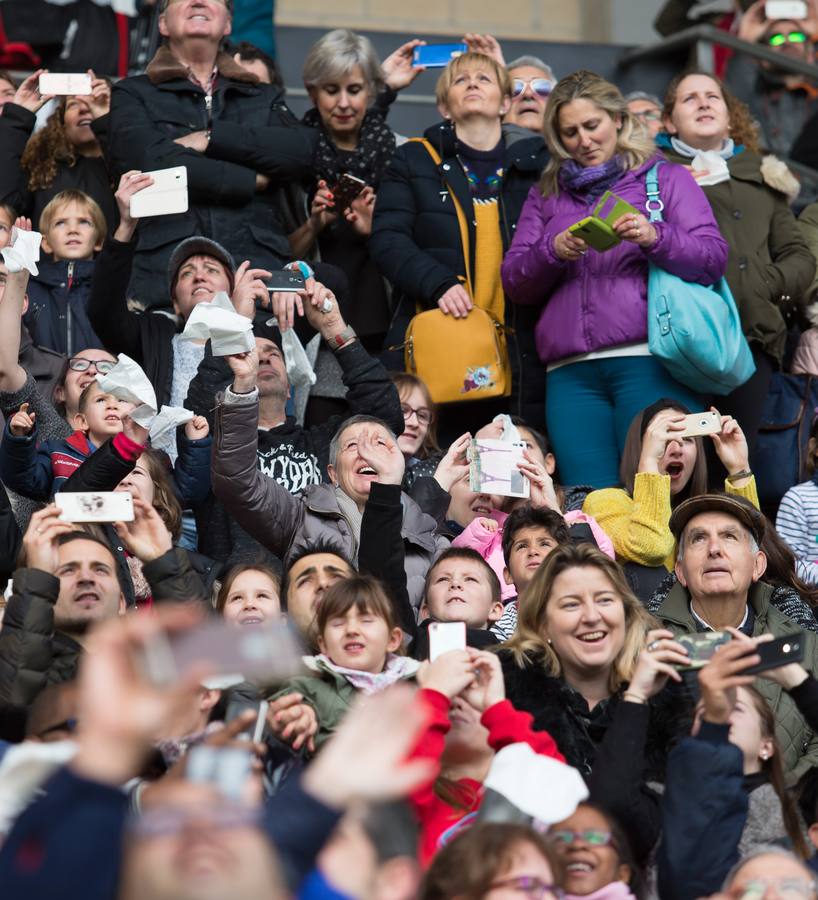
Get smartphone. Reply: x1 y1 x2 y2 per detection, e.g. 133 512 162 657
676 631 732 670
743 633 805 675
130 166 188 218
568 217 620 252
678 411 722 439
225 697 269 742
593 191 640 225
39 73 92 96
55 491 134 523
329 173 366 211
412 43 468 68
137 619 305 687
186 745 253 801
266 270 307 293
765 0 808 19
429 621 467 661
468 438 530 499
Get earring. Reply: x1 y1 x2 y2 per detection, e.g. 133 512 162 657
547 638 553 645
760 752 769 760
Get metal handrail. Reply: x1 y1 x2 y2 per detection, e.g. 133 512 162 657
620 22 818 81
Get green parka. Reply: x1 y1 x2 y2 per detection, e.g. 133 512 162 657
662 145 815 363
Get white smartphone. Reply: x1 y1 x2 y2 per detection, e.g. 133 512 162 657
765 0 808 19
130 166 189 218
137 619 305 687
428 621 467 661
55 491 134 523
678 411 722 439
38 73 92 96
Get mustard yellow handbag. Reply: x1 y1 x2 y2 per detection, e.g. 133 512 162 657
402 139 511 404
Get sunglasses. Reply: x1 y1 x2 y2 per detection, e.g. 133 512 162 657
68 357 117 374
130 803 261 839
512 78 555 99
737 879 818 900
768 30 808 45
633 109 661 122
549 829 615 847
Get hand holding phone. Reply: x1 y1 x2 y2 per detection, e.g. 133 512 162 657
675 631 732 670
38 73 92 96
55 491 134 523
412 43 467 68
677 411 722 439
130 166 188 218
428 621 467 661
328 173 366 212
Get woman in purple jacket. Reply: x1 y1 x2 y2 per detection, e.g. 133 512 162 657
501 70 728 489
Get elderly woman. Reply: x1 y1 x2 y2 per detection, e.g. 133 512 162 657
289 29 421 350
501 69 728 489
371 51 549 438
660 70 816 452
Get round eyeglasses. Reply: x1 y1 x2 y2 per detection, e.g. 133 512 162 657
68 357 117 374
549 829 615 848
489 876 565 900
401 403 432 426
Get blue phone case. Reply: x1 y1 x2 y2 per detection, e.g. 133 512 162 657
413 43 468 68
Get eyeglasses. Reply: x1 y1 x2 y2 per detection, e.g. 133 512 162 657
737 879 818 900
400 403 432 426
768 30 808 46
68 357 117 374
633 109 661 122
549 829 615 847
130 803 261 839
489 876 565 900
512 78 555 99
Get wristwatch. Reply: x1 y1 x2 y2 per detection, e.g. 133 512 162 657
329 325 356 351
726 469 753 483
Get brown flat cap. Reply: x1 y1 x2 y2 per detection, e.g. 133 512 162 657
669 493 765 545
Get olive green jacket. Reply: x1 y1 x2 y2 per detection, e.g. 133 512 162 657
663 146 815 363
656 579 818 784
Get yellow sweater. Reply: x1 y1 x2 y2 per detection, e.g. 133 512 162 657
582 472 761 570
472 199 505 324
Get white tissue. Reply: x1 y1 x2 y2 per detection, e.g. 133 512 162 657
96 354 193 441
266 316 317 388
1 228 41 276
180 292 255 356
492 413 522 443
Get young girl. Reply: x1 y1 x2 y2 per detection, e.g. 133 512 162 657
217 563 283 627
271 574 419 753
409 649 564 865
777 415 818 586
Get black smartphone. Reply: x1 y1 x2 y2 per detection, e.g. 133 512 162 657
266 270 307 293
743 633 805 675
329 173 366 211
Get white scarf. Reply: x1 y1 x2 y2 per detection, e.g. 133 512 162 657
670 136 734 186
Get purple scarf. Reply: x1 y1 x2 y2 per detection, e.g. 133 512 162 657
558 155 624 198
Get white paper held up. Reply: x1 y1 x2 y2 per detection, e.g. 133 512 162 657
180 292 255 356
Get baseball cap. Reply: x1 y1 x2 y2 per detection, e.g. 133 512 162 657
669 493 766 545
167 237 236 299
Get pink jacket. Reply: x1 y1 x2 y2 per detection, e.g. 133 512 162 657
452 510 615 601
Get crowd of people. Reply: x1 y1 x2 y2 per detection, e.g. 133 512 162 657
5 0 818 898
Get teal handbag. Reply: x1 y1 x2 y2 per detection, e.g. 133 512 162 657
645 162 755 396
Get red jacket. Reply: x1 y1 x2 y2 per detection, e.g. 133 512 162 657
409 689 564 864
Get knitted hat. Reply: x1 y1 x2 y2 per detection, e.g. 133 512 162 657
167 237 236 300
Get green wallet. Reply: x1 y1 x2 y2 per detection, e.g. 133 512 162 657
568 191 640 252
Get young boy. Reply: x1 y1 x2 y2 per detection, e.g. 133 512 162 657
491 507 570 642
25 190 106 356
0 381 130 499
0 380 213 503
415 548 504 656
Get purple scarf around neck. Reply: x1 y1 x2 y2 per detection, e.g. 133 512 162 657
559 155 624 198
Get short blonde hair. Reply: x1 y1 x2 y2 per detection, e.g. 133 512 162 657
502 542 658 693
540 69 656 196
435 52 512 109
39 189 107 246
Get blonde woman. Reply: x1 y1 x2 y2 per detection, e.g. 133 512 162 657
501 69 728 488
499 542 683 765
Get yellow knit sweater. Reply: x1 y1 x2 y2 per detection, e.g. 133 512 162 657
582 472 761 570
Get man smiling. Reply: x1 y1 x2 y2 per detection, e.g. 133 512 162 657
653 493 818 780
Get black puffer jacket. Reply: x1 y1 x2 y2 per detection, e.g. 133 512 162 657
499 649 689 781
0 550 207 708
106 46 318 307
370 121 548 425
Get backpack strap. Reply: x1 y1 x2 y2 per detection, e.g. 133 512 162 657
408 137 474 302
645 162 665 224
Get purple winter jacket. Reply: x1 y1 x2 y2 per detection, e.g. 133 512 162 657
500 154 729 365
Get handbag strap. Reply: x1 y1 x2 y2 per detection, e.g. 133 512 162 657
644 162 665 225
408 137 475 302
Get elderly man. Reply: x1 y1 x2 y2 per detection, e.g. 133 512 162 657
212 348 450 610
104 0 318 306
653 493 818 780
625 91 663 139
503 54 556 134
